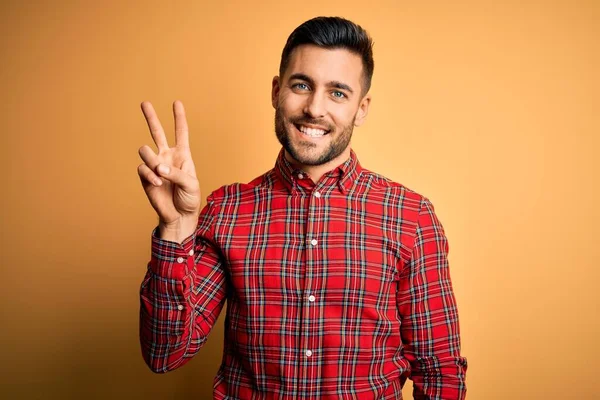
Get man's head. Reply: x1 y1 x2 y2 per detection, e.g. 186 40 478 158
279 17 374 95
272 17 374 169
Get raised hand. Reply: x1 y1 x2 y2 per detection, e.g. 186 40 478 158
137 100 201 243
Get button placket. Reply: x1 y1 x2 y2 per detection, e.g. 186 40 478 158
302 188 323 371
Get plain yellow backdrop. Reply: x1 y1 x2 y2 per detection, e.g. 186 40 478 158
1 0 598 399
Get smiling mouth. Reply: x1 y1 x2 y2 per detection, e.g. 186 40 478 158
294 123 330 138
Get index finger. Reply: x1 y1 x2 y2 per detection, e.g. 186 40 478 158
141 101 169 151
173 100 189 148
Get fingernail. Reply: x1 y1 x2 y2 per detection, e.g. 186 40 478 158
154 178 162 186
157 164 170 175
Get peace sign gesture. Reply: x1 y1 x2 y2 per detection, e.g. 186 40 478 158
137 100 201 243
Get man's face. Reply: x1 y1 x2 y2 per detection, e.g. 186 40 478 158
272 45 371 167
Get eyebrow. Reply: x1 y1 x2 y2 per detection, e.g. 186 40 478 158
289 73 355 94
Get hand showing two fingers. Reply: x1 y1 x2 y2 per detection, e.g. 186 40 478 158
137 100 201 229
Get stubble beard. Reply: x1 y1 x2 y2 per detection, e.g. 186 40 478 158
274 106 355 166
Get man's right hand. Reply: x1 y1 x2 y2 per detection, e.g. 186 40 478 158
137 100 201 243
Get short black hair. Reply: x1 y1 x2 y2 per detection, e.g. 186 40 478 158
279 16 374 95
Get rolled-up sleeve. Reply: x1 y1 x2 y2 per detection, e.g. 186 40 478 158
397 197 468 399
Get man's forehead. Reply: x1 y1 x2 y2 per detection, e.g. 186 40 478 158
284 45 363 83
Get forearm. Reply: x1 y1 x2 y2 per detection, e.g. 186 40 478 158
139 225 226 373
402 290 467 399
140 282 195 372
403 278 467 399
406 317 467 399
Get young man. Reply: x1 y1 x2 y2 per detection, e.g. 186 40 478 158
137 16 467 400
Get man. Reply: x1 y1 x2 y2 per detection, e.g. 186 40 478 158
137 16 467 399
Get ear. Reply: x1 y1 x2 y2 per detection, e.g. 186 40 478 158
271 76 280 109
354 94 371 127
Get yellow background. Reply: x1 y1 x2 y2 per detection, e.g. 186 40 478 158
1 0 598 398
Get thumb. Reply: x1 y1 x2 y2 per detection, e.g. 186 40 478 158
156 163 199 192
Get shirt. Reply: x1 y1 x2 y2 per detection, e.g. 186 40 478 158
139 148 468 399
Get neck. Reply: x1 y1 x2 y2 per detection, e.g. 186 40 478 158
284 147 352 184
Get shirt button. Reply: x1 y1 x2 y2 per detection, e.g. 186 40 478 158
188 249 194 256
305 350 312 357
308 295 316 302
177 304 184 311
310 239 318 246
176 257 184 263
314 191 321 198
298 173 304 179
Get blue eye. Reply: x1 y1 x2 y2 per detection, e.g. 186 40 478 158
332 91 346 98
294 83 309 90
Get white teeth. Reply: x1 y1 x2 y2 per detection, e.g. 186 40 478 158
299 125 326 137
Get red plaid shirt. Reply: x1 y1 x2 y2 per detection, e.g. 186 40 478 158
140 149 467 399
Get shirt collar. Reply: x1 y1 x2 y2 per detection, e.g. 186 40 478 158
273 147 362 195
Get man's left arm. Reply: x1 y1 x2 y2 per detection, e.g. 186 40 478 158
397 197 468 399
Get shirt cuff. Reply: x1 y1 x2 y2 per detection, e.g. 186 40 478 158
149 226 196 280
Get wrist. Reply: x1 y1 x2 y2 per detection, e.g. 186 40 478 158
159 214 199 244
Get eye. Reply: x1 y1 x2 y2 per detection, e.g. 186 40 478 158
332 91 346 99
293 83 310 91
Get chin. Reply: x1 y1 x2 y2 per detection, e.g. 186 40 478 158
286 143 334 166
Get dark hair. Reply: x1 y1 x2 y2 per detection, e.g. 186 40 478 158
279 16 374 95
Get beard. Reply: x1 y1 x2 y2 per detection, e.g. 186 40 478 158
275 106 355 166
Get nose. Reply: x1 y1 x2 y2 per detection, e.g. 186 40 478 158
303 91 326 119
